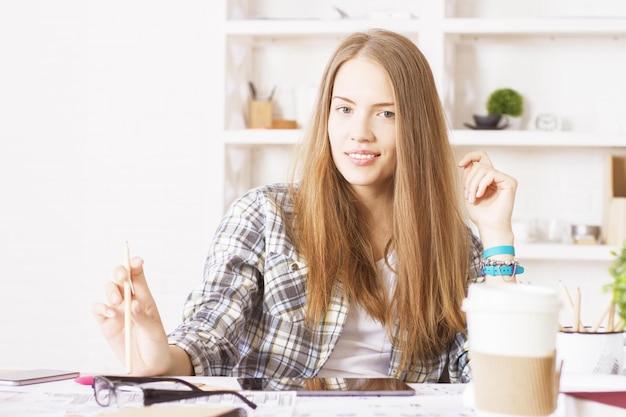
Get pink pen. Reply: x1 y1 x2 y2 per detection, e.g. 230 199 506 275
74 375 94 386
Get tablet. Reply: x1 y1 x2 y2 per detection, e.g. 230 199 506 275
237 377 415 397
0 369 80 386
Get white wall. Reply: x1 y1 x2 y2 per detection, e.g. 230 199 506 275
0 1 222 373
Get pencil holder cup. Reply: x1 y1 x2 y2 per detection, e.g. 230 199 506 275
557 328 624 374
249 100 273 128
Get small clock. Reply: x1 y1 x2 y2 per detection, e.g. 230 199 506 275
532 113 561 131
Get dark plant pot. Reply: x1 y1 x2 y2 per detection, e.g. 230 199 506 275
473 114 502 128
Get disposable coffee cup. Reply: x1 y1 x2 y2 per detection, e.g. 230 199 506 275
462 284 562 417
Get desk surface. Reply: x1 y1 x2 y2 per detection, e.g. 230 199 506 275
1 374 625 417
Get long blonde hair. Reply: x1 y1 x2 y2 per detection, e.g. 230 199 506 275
288 29 470 372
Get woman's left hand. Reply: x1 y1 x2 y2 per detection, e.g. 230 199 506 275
458 151 517 246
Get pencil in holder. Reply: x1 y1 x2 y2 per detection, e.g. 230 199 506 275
249 100 273 128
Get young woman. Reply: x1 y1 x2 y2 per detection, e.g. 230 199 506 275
93 29 519 383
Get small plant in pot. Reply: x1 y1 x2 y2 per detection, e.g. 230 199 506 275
487 88 524 117
485 88 524 129
607 244 626 331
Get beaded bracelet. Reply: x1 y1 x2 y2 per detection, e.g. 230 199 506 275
481 258 525 276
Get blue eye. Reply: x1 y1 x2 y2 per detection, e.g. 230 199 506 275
381 111 395 118
338 106 351 114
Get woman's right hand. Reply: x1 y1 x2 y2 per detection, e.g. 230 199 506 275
92 257 173 376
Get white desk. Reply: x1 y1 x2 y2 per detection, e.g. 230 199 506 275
0 378 468 417
0 374 625 417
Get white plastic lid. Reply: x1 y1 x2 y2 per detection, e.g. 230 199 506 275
462 283 561 314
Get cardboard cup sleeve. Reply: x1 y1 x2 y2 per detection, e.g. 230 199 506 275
471 350 560 416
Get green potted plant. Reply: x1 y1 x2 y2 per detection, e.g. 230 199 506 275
608 244 626 331
487 88 523 117
486 88 524 129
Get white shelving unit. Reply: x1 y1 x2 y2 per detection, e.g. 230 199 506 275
225 19 421 36
443 18 626 34
225 129 626 148
218 0 626 268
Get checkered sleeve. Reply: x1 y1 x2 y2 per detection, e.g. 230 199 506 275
167 186 273 375
468 232 484 284
449 231 486 382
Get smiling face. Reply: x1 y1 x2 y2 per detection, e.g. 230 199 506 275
328 57 397 198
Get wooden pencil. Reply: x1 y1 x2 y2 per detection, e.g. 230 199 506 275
124 241 133 374
559 280 575 314
574 286 581 333
591 300 612 333
560 281 586 331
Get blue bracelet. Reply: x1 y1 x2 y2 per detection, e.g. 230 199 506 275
483 245 515 258
483 264 525 276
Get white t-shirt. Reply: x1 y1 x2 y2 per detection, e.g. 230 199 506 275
317 256 396 377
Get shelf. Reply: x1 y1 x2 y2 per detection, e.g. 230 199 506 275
223 129 303 145
225 18 420 37
444 18 626 35
226 17 626 37
223 129 626 148
450 131 626 148
517 243 618 261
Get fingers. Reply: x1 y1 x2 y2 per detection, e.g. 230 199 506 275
101 256 156 324
95 255 171 376
459 151 516 204
92 282 124 324
92 302 116 323
113 256 144 285
112 256 154 302
458 150 492 169
93 293 162 336
130 299 164 333
106 281 123 306
458 151 493 202
463 162 496 203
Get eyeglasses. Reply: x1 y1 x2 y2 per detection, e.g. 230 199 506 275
92 375 257 409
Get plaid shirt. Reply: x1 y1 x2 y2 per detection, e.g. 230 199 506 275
168 184 484 383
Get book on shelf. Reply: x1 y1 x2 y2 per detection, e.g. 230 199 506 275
563 391 626 417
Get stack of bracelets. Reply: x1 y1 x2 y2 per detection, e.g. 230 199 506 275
481 245 524 279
